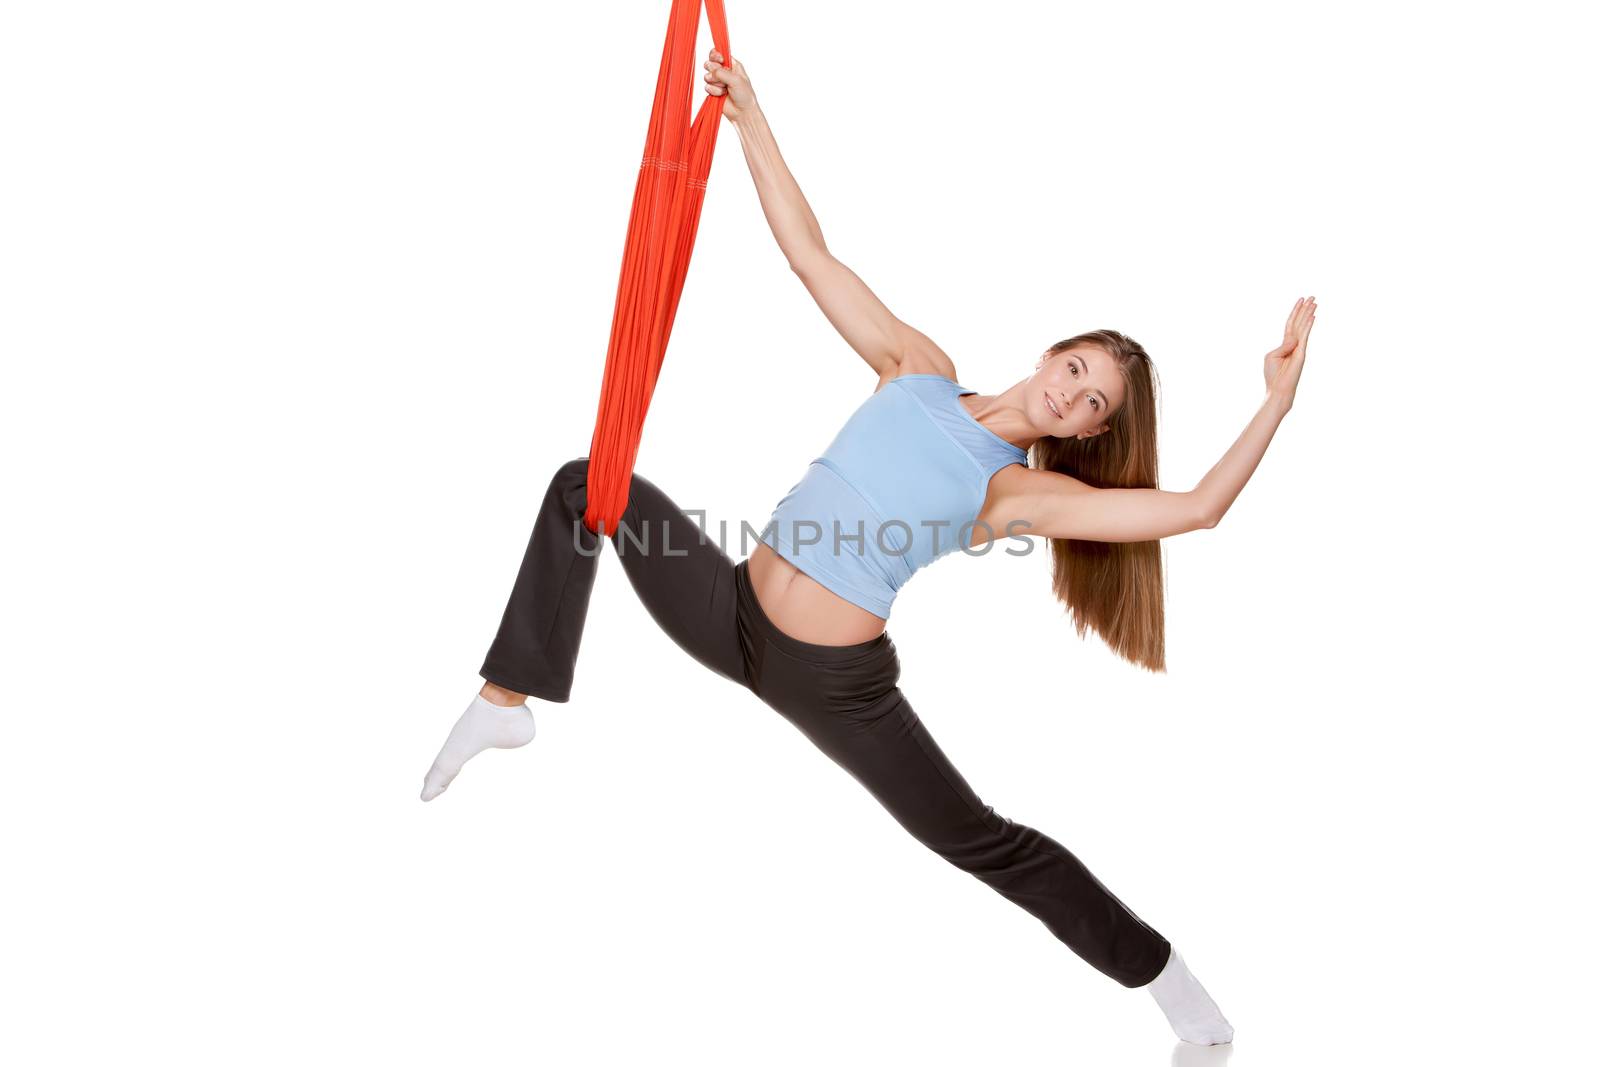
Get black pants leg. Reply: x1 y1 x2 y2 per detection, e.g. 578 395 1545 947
731 558 1174 989
480 456 749 701
481 456 1172 989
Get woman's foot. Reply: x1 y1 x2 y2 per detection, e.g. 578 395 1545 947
1170 1040 1233 1065
420 691 536 801
1146 946 1235 1045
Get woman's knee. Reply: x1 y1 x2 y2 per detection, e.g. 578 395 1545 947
547 457 593 510
554 456 590 486
551 457 646 531
538 457 597 539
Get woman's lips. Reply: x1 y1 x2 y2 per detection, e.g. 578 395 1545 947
1045 392 1063 419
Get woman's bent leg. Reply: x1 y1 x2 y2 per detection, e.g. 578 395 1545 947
427 458 744 801
479 458 608 701
480 457 750 701
606 468 750 689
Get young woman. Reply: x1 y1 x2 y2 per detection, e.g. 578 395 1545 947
421 51 1316 1047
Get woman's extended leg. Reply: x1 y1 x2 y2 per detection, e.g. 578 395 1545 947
422 456 749 800
731 576 1170 986
787 682 1173 987
742 616 1232 1041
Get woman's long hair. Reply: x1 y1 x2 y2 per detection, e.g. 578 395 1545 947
1028 330 1166 672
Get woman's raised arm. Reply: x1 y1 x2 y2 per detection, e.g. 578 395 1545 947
705 51 928 378
706 53 822 264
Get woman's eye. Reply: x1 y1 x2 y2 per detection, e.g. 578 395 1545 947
1089 398 1099 411
1069 365 1079 377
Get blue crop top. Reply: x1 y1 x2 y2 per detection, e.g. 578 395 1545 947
757 373 1029 619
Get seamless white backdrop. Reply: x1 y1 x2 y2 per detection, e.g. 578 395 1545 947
3 1 1596 1064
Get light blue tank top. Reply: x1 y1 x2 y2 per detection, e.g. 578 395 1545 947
757 373 1029 619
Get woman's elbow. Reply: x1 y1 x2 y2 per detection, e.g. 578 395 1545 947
1191 492 1223 531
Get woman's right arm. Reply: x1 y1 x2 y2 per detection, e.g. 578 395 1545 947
706 52 930 378
724 94 825 267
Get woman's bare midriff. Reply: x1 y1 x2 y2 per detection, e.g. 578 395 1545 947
746 542 889 645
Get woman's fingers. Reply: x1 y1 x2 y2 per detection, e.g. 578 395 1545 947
1291 304 1314 359
1299 298 1317 341
706 50 743 75
1287 295 1315 339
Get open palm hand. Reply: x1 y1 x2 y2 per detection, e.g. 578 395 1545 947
1263 296 1317 408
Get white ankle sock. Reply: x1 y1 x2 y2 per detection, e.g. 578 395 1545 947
420 694 536 801
1146 946 1234 1045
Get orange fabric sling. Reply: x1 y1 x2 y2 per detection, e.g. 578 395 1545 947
582 0 730 535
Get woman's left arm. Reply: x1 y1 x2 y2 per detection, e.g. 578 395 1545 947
990 473 1216 543
996 297 1316 543
1189 295 1315 526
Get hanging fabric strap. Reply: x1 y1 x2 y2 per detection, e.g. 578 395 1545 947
581 0 730 535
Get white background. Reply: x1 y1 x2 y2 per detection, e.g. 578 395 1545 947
3 1 1596 1064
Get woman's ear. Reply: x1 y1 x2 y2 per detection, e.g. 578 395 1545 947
1076 423 1110 441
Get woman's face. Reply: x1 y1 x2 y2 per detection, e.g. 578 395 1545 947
1029 345 1125 440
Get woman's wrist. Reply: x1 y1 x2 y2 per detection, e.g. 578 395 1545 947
730 100 764 130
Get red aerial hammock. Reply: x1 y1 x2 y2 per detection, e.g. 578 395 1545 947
581 0 731 536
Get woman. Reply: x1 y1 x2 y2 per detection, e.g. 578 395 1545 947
421 51 1316 1047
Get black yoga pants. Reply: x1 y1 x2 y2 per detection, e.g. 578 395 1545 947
481 457 1174 989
